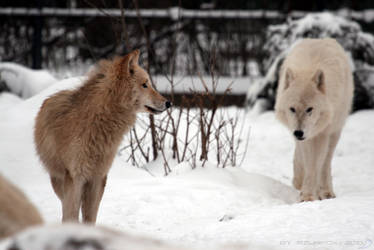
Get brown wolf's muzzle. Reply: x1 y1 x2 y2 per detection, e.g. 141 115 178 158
145 100 172 115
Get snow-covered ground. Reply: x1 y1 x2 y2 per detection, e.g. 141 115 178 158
0 77 373 250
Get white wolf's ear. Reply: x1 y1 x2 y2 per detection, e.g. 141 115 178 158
124 49 140 75
284 68 294 90
312 69 325 93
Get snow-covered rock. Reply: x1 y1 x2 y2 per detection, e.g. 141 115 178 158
0 223 274 250
0 223 210 250
246 12 374 112
0 62 58 99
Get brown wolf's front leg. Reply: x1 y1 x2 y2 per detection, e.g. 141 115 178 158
300 135 329 202
82 175 107 224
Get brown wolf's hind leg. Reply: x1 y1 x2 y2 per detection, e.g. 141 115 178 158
50 176 64 201
82 176 107 224
62 172 84 222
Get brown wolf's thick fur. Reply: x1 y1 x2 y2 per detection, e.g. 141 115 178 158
275 39 354 201
0 174 43 239
34 50 170 223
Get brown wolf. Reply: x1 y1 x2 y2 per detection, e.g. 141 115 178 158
0 174 43 239
34 50 171 223
275 39 353 201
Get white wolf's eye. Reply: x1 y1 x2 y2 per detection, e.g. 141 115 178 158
306 107 313 113
142 83 148 88
290 107 296 113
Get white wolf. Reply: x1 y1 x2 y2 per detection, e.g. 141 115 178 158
275 38 354 201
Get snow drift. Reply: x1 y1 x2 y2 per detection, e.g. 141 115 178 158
0 62 57 99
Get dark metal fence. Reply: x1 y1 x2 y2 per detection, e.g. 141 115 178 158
2 7 373 78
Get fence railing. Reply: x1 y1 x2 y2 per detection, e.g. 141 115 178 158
1 7 374 22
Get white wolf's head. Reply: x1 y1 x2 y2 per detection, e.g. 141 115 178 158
275 68 333 141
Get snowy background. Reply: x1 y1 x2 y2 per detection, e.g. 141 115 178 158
1 1 374 250
0 75 373 249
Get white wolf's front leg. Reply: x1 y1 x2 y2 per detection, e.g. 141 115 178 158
299 135 329 202
293 144 304 190
319 131 341 199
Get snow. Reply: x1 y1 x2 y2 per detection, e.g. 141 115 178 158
264 12 364 67
0 77 373 250
0 92 22 112
245 50 288 108
293 13 360 37
0 62 58 99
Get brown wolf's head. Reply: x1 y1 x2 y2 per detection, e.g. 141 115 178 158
275 68 333 141
115 50 171 114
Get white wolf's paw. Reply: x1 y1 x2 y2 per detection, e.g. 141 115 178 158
292 177 302 190
318 189 336 200
299 191 319 202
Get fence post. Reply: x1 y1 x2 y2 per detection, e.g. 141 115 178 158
32 0 43 69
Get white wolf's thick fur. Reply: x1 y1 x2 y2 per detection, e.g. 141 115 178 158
275 38 354 201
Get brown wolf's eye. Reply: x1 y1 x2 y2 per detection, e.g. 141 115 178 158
306 107 313 113
142 83 148 88
290 107 296 113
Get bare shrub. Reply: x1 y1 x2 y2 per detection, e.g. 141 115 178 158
117 1 250 174
119 73 250 175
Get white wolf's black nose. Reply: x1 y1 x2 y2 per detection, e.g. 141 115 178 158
294 130 304 140
165 101 172 109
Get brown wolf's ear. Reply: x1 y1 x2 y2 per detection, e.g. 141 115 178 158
312 69 325 93
284 68 294 90
123 49 140 75
129 49 140 66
